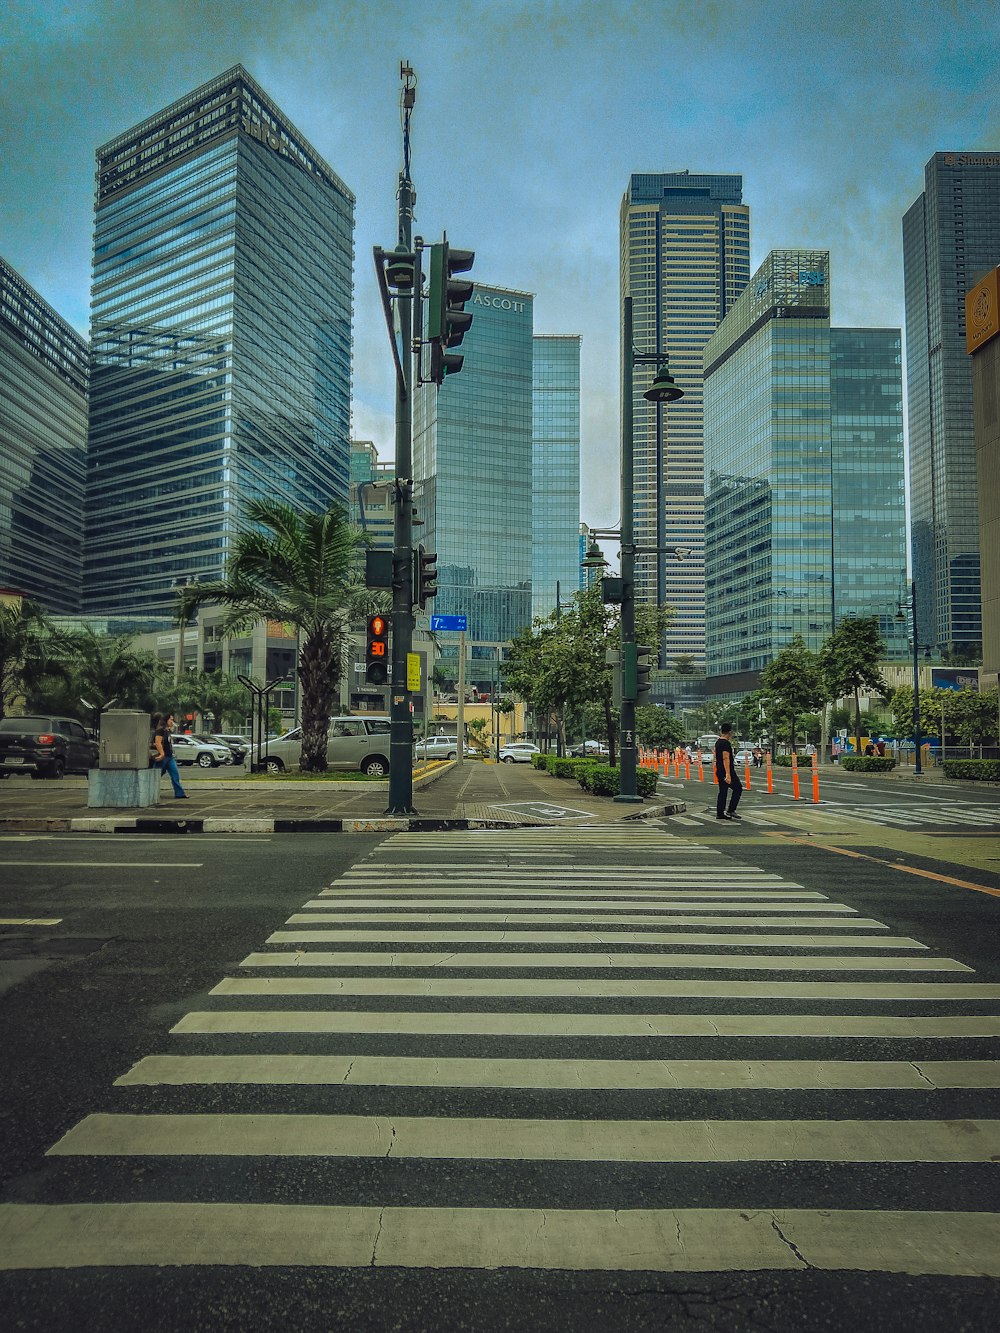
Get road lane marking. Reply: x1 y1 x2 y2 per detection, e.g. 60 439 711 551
0 918 63 926
291 910 873 925
240 950 966 972
0 861 204 868
319 892 828 903
3 1202 999 1275
764 833 1000 900
212 976 1000 999
49 1113 1000 1164
172 1009 1000 1039
115 1055 1000 1090
265 930 921 949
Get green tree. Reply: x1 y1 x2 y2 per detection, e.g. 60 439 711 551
819 617 887 753
183 500 367 772
635 705 685 749
168 668 250 730
670 654 697 676
0 600 73 720
761 635 824 751
948 687 999 750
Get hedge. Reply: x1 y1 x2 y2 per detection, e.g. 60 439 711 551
550 757 599 780
773 753 817 768
942 759 1000 782
530 753 547 771
839 756 896 773
577 763 659 798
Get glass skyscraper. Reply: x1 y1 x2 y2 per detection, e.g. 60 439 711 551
0 257 88 612
84 66 354 615
703 251 907 689
620 173 751 666
532 336 581 621
903 152 1000 655
414 284 535 650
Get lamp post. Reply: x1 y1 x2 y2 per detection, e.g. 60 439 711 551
584 297 684 802
896 580 923 776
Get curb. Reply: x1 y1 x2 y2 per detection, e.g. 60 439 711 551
0 799 686 835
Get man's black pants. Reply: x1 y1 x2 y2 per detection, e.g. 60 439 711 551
716 772 743 818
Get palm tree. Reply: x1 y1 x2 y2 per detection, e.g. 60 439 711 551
0 599 71 720
183 500 368 772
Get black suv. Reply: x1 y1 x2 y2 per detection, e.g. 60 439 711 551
0 716 99 779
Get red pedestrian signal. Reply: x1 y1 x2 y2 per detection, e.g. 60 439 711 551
366 614 390 684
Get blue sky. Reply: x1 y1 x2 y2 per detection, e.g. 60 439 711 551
2 0 998 525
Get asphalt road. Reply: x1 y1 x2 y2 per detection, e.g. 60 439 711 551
1 818 999 1330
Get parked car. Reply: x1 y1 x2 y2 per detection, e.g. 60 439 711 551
0 715 98 779
415 736 468 761
210 734 249 763
498 742 541 764
570 741 609 758
734 749 755 767
253 717 392 776
171 734 231 767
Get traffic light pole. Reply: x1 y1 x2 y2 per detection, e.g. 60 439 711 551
387 65 417 815
616 296 641 803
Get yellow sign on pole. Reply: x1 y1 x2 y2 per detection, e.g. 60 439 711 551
406 652 421 692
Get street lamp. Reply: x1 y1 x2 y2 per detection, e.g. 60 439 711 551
895 580 924 776
586 298 685 803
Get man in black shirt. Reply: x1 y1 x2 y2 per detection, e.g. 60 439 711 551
714 722 742 820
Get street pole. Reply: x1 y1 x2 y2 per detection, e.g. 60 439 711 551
616 295 641 802
912 578 923 776
555 580 563 758
456 629 466 767
387 65 417 815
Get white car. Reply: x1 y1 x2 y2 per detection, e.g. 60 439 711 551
415 736 467 760
498 742 540 764
734 749 756 767
170 734 231 767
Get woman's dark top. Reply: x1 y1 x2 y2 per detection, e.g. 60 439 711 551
155 725 172 759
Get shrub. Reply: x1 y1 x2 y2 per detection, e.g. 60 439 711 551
839 756 896 773
943 759 1000 782
530 753 547 771
576 763 659 798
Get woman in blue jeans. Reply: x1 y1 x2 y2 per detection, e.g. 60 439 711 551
152 711 188 799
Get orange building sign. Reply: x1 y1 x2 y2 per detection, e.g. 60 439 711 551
966 266 1000 354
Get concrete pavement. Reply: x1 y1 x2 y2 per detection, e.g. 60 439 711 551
0 758 684 833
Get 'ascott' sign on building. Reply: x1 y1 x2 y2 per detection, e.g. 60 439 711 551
966 267 1000 355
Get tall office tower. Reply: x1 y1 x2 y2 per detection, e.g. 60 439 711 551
620 172 751 666
532 336 581 621
703 251 907 692
84 66 354 615
903 152 1000 656
414 284 534 665
0 257 88 611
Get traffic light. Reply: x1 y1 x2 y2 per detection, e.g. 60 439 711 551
606 646 622 711
635 643 653 705
414 544 439 609
366 613 389 685
427 242 474 385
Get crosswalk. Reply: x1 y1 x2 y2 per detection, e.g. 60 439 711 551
669 798 1000 829
2 825 999 1284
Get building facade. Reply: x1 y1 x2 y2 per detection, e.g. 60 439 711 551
532 335 581 621
84 66 354 616
620 172 751 666
414 284 535 658
967 266 1000 691
0 257 88 612
349 440 394 551
703 251 907 691
903 151 1000 655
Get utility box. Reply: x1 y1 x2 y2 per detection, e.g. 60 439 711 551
99 710 151 770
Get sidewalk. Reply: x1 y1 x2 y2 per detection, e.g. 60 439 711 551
0 760 684 834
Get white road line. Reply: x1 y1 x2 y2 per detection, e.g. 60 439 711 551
0 861 204 868
3 1202 999 1275
0 917 62 926
171 1010 1000 1039
289 911 874 926
319 893 826 903
240 950 966 972
115 1054 1000 1090
212 976 1000 999
265 930 920 949
49 1113 1000 1164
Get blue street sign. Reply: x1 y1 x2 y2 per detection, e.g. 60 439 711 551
430 615 468 632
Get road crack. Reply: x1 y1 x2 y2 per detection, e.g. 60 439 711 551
769 1216 813 1269
910 1062 938 1089
370 1206 385 1266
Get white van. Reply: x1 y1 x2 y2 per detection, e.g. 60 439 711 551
254 717 392 775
